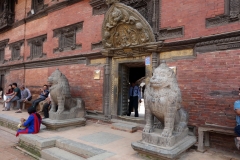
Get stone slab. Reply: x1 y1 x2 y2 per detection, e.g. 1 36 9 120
56 138 106 158
79 132 122 145
41 147 85 160
111 122 138 133
0 113 46 131
142 128 189 147
131 135 197 160
42 118 86 130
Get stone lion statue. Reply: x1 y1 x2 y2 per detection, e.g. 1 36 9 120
47 69 85 119
143 62 188 137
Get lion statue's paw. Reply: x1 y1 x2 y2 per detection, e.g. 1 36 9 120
161 128 173 137
56 109 64 114
143 125 153 133
174 122 186 132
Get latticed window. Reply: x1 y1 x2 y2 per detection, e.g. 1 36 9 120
229 0 240 20
28 0 44 16
31 41 43 58
0 49 4 62
12 47 20 60
53 22 83 53
27 35 47 60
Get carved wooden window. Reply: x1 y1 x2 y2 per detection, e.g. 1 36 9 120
28 0 45 16
53 22 83 53
0 0 16 30
89 0 159 32
0 49 4 62
9 40 24 61
0 39 9 64
27 35 47 60
206 0 240 27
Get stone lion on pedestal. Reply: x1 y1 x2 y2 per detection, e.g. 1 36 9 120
47 69 85 120
143 62 188 137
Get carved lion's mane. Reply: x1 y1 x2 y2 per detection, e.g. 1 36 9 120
145 63 182 109
49 69 71 98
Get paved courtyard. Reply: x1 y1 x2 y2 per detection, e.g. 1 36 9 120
0 106 240 160
0 127 34 160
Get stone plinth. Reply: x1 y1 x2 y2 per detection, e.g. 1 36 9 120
42 118 86 131
142 128 189 147
132 135 196 160
49 110 84 120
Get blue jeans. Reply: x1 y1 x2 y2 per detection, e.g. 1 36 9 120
235 125 240 136
5 96 20 110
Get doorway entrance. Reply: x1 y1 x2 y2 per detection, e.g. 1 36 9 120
118 62 146 119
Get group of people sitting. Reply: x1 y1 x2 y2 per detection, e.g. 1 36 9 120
0 83 51 118
0 83 53 136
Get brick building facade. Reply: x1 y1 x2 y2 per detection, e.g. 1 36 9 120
0 0 240 152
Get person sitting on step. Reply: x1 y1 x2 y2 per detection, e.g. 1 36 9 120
3 83 21 111
234 88 240 150
3 84 13 107
15 85 32 113
32 85 49 109
16 107 42 137
0 87 3 99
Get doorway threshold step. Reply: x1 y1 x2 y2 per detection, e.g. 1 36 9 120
111 122 138 133
41 147 85 160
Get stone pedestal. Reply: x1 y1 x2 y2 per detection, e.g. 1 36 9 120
49 110 84 120
42 118 86 131
142 128 189 147
132 135 196 160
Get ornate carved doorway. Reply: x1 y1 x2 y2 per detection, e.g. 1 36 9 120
101 0 163 120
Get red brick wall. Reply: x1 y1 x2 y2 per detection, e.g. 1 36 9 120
167 50 240 127
161 0 240 42
23 64 104 111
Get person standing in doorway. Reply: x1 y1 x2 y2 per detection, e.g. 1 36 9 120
127 82 141 117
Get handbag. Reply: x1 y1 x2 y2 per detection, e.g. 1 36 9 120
27 96 32 101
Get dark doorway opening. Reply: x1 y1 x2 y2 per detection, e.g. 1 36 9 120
129 67 145 84
118 62 146 120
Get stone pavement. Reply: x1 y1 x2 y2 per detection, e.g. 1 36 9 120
0 126 34 160
0 105 240 160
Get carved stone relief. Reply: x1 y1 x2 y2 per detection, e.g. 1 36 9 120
0 39 9 64
206 0 240 27
53 22 83 53
27 34 47 60
8 40 24 61
195 35 240 53
157 27 184 40
91 41 103 50
102 1 156 57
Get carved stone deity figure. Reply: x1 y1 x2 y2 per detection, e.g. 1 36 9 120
132 62 196 159
47 69 85 120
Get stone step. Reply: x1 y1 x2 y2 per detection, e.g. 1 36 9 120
111 122 138 133
41 147 85 160
56 138 106 158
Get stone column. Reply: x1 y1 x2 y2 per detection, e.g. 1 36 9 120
103 57 111 120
